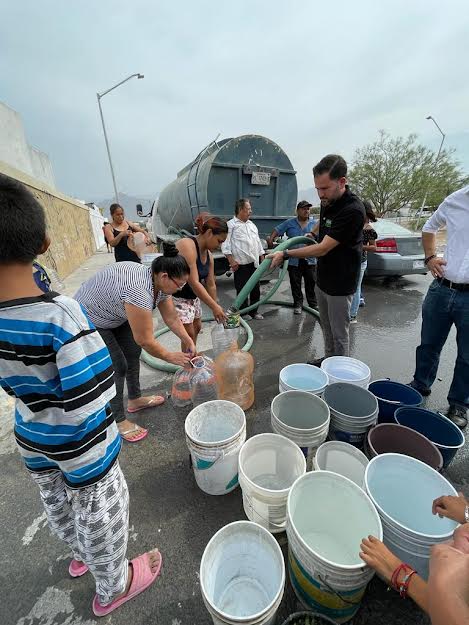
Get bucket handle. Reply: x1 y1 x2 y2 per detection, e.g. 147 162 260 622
317 573 365 607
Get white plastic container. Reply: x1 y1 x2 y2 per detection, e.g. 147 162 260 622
239 433 306 533
279 364 329 396
313 441 369 489
185 400 246 495
271 391 330 449
365 453 458 579
200 521 285 625
321 357 371 388
287 471 382 623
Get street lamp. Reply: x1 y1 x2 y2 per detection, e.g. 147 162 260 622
97 73 144 204
417 115 446 218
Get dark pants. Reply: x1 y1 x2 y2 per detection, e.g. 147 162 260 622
234 262 260 314
288 261 317 308
413 280 469 409
98 322 142 423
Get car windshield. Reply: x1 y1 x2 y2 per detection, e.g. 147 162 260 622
373 219 414 236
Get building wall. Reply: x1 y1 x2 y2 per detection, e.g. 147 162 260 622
0 160 96 279
0 101 55 188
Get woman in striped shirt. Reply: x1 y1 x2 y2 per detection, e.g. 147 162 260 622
75 242 195 443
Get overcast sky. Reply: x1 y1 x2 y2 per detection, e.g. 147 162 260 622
1 0 468 202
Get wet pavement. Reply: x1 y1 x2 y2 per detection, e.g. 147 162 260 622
1 263 467 625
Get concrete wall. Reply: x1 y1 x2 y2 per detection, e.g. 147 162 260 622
0 101 55 187
0 160 96 279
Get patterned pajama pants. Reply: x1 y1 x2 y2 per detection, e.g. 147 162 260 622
30 461 129 605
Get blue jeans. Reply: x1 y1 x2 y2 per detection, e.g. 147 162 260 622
350 260 367 318
413 279 469 409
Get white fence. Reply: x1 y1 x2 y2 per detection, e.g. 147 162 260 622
87 204 106 250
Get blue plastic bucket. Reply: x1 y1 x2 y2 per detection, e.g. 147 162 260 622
394 407 465 469
368 380 423 424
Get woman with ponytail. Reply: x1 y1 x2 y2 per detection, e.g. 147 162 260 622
75 242 195 443
175 213 228 348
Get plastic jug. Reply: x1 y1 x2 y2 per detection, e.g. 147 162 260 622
190 356 218 407
211 324 240 359
215 344 254 410
171 365 193 407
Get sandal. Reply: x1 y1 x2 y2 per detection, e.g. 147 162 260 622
92 549 162 617
127 395 165 414
69 559 89 577
120 425 148 443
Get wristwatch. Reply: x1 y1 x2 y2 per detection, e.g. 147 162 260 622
282 250 290 261
465 504 469 524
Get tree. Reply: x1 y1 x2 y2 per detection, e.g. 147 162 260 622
348 131 468 216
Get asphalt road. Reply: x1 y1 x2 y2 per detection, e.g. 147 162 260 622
1 271 467 625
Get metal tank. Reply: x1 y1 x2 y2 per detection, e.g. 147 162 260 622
154 134 297 237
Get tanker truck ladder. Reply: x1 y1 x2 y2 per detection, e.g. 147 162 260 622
186 135 221 223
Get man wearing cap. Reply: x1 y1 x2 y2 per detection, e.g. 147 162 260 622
267 201 318 313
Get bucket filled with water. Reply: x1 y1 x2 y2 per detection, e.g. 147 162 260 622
323 383 378 448
368 379 423 424
394 407 465 468
365 453 458 580
279 364 329 396
200 521 285 625
321 357 370 388
185 400 246 495
313 441 369 489
239 433 306 533
287 471 382 623
271 391 330 450
366 423 443 472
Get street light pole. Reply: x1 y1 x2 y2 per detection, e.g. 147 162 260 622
96 73 144 205
417 115 446 219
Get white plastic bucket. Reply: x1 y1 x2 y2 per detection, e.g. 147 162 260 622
321 357 371 388
313 441 369 489
365 453 458 579
287 471 382 623
323 383 378 448
239 433 306 534
200 521 285 625
271 391 330 449
185 400 246 496
279 364 329 396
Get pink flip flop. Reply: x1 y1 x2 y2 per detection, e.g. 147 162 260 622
120 425 148 443
69 559 89 577
127 396 165 414
92 549 162 617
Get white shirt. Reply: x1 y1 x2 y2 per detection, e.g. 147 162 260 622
422 185 469 283
222 217 265 267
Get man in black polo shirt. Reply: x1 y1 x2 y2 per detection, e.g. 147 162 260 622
268 154 365 364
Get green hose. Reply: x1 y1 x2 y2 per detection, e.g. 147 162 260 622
142 235 319 372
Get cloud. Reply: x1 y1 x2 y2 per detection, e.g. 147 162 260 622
1 0 468 199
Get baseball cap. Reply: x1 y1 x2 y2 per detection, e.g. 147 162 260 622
297 200 312 209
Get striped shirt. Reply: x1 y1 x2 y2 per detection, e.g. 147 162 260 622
75 261 168 329
221 217 265 267
0 293 119 488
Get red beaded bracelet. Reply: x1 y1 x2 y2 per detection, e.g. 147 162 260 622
390 563 417 598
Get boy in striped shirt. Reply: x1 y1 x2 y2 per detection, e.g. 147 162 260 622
0 174 161 617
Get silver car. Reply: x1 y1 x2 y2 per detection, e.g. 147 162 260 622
366 220 427 277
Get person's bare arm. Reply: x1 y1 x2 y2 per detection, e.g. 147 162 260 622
360 536 428 613
176 239 225 322
124 303 191 366
104 224 128 248
428 540 469 625
422 232 446 278
266 229 279 248
157 298 196 354
205 254 218 302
